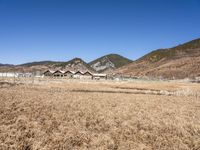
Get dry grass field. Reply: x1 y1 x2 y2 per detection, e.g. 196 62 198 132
0 79 200 150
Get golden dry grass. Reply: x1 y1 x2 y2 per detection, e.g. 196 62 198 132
0 80 200 150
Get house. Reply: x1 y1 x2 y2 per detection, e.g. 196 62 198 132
33 71 44 78
93 73 107 80
0 72 18 77
82 71 93 79
73 71 84 79
43 69 107 80
64 70 75 78
52 70 65 77
43 70 55 77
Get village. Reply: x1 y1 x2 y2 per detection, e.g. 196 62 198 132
0 70 108 81
0 69 141 82
1 70 200 83
43 70 108 80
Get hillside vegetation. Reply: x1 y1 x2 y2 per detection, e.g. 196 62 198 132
89 54 132 72
19 61 63 67
116 38 200 79
140 38 200 63
56 58 95 72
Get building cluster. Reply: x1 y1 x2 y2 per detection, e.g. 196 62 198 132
0 72 33 78
43 70 107 80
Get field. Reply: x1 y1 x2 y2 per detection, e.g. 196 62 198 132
0 79 200 150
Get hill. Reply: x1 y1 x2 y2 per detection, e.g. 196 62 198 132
0 58 95 72
18 58 94 71
115 38 200 79
19 61 63 67
89 54 132 73
55 58 95 72
0 63 13 67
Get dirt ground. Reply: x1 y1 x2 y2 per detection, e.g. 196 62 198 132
0 79 200 150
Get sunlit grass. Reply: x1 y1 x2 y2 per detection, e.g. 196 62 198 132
0 80 200 149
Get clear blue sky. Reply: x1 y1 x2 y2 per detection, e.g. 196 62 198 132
0 0 200 64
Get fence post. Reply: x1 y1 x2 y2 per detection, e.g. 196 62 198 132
13 72 15 84
5 72 7 82
32 73 34 84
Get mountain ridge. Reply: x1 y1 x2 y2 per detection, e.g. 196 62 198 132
0 54 131 73
19 61 63 67
1 38 200 79
115 38 200 79
89 54 132 73
0 63 14 67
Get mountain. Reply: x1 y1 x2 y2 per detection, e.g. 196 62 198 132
0 58 95 72
0 54 131 73
89 54 132 73
19 61 63 67
55 58 95 72
115 38 200 79
0 63 13 67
